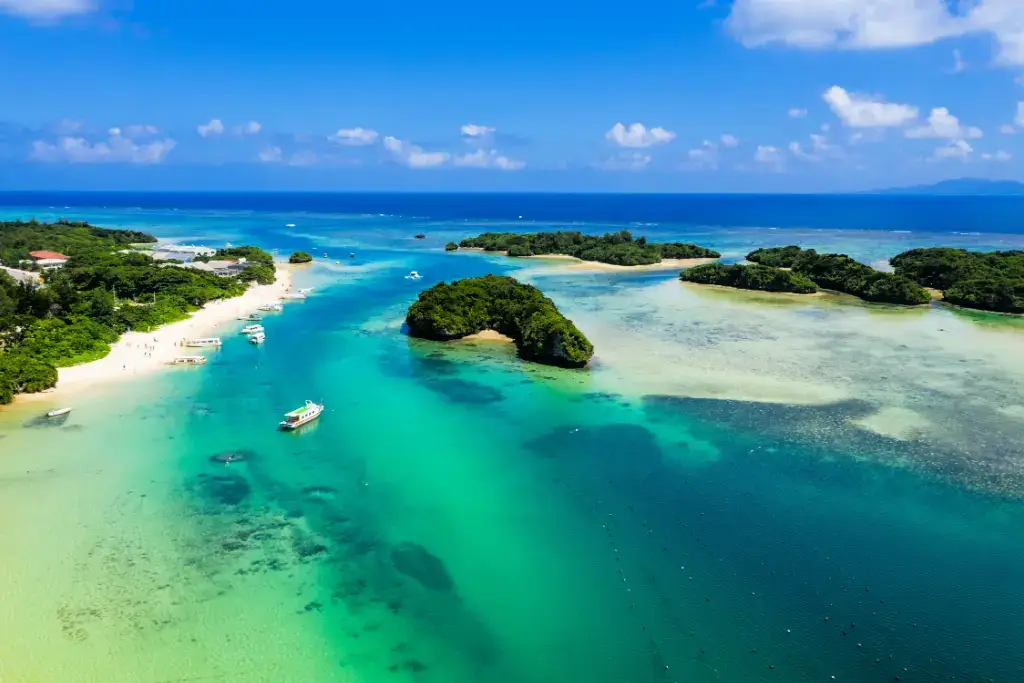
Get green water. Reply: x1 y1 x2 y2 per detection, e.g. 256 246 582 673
2 241 1024 683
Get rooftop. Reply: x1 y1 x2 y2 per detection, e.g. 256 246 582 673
29 250 68 261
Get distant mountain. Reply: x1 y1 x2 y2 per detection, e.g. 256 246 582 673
871 178 1024 196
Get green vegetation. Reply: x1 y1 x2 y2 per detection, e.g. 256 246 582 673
745 245 804 268
747 246 930 305
445 242 459 252
459 230 720 267
680 262 818 293
0 219 275 403
406 275 594 368
289 251 313 264
890 248 1024 313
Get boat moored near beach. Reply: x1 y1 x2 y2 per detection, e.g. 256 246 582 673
249 332 266 344
168 355 207 365
257 302 283 312
279 400 323 430
46 407 72 417
281 292 307 300
184 337 222 347
241 324 264 334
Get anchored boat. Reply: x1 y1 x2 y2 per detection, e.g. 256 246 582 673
168 355 207 365
249 332 266 344
184 337 221 347
46 407 72 418
279 400 323 430
257 302 283 312
241 324 264 334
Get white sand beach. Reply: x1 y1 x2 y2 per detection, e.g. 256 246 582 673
458 248 718 272
17 265 293 402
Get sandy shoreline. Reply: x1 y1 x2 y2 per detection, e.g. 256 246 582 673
15 264 293 403
460 329 514 342
457 248 717 272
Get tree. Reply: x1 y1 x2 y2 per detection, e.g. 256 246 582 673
289 251 313 264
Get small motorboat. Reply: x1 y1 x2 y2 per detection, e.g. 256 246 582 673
46 407 72 418
280 400 324 430
249 332 266 344
257 303 283 312
285 223 296 227
241 324 264 335
414 234 426 240
247 313 263 321
168 356 207 365
297 287 314 294
281 292 307 300
405 270 423 280
349 252 355 258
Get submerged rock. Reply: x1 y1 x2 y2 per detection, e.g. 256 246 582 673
390 542 454 592
202 474 251 506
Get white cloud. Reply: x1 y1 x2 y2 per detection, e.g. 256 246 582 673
788 108 808 118
1000 124 1016 134
460 123 496 138
726 0 1024 66
981 150 1012 161
952 48 967 73
905 107 982 140
329 127 378 146
31 129 176 164
789 133 839 161
453 148 524 170
686 140 719 169
258 146 283 163
236 121 261 135
933 139 973 160
122 124 158 137
720 133 740 148
383 136 449 168
823 86 918 128
596 152 652 171
754 145 784 168
197 119 225 137
1017 102 1024 126
605 122 677 148
0 0 95 19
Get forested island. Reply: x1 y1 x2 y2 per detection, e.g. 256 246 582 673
405 275 594 368
680 262 818 293
890 248 1024 313
456 230 720 266
747 246 930 305
0 219 276 403
289 251 313 264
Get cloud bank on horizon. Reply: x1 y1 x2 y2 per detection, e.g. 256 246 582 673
0 0 1021 190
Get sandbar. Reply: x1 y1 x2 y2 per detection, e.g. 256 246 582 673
458 248 717 272
460 329 514 342
15 264 293 402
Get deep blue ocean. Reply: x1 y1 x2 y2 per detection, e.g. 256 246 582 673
2 191 1024 234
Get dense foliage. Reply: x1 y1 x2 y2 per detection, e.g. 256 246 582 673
0 217 154 270
680 263 819 293
0 220 274 403
745 245 804 268
747 246 930 305
406 275 594 368
890 248 1024 313
445 242 459 252
289 251 313 264
459 230 720 266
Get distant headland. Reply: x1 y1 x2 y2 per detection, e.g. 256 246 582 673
405 275 594 368
869 178 1024 196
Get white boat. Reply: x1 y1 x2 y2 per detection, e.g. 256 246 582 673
280 400 324 430
168 355 207 365
282 292 307 300
46 407 72 417
297 287 314 294
185 337 222 347
237 313 262 321
285 223 296 227
405 270 422 280
257 302 283 312
241 324 264 334
249 332 266 344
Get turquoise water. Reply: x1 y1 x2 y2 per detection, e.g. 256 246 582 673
1 204 1024 682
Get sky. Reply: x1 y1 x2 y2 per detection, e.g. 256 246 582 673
1 0 1023 192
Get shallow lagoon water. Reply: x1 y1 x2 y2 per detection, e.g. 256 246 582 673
1 203 1024 682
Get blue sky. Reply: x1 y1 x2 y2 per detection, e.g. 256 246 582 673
1 0 1023 192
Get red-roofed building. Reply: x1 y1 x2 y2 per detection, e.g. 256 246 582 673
28 250 70 270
